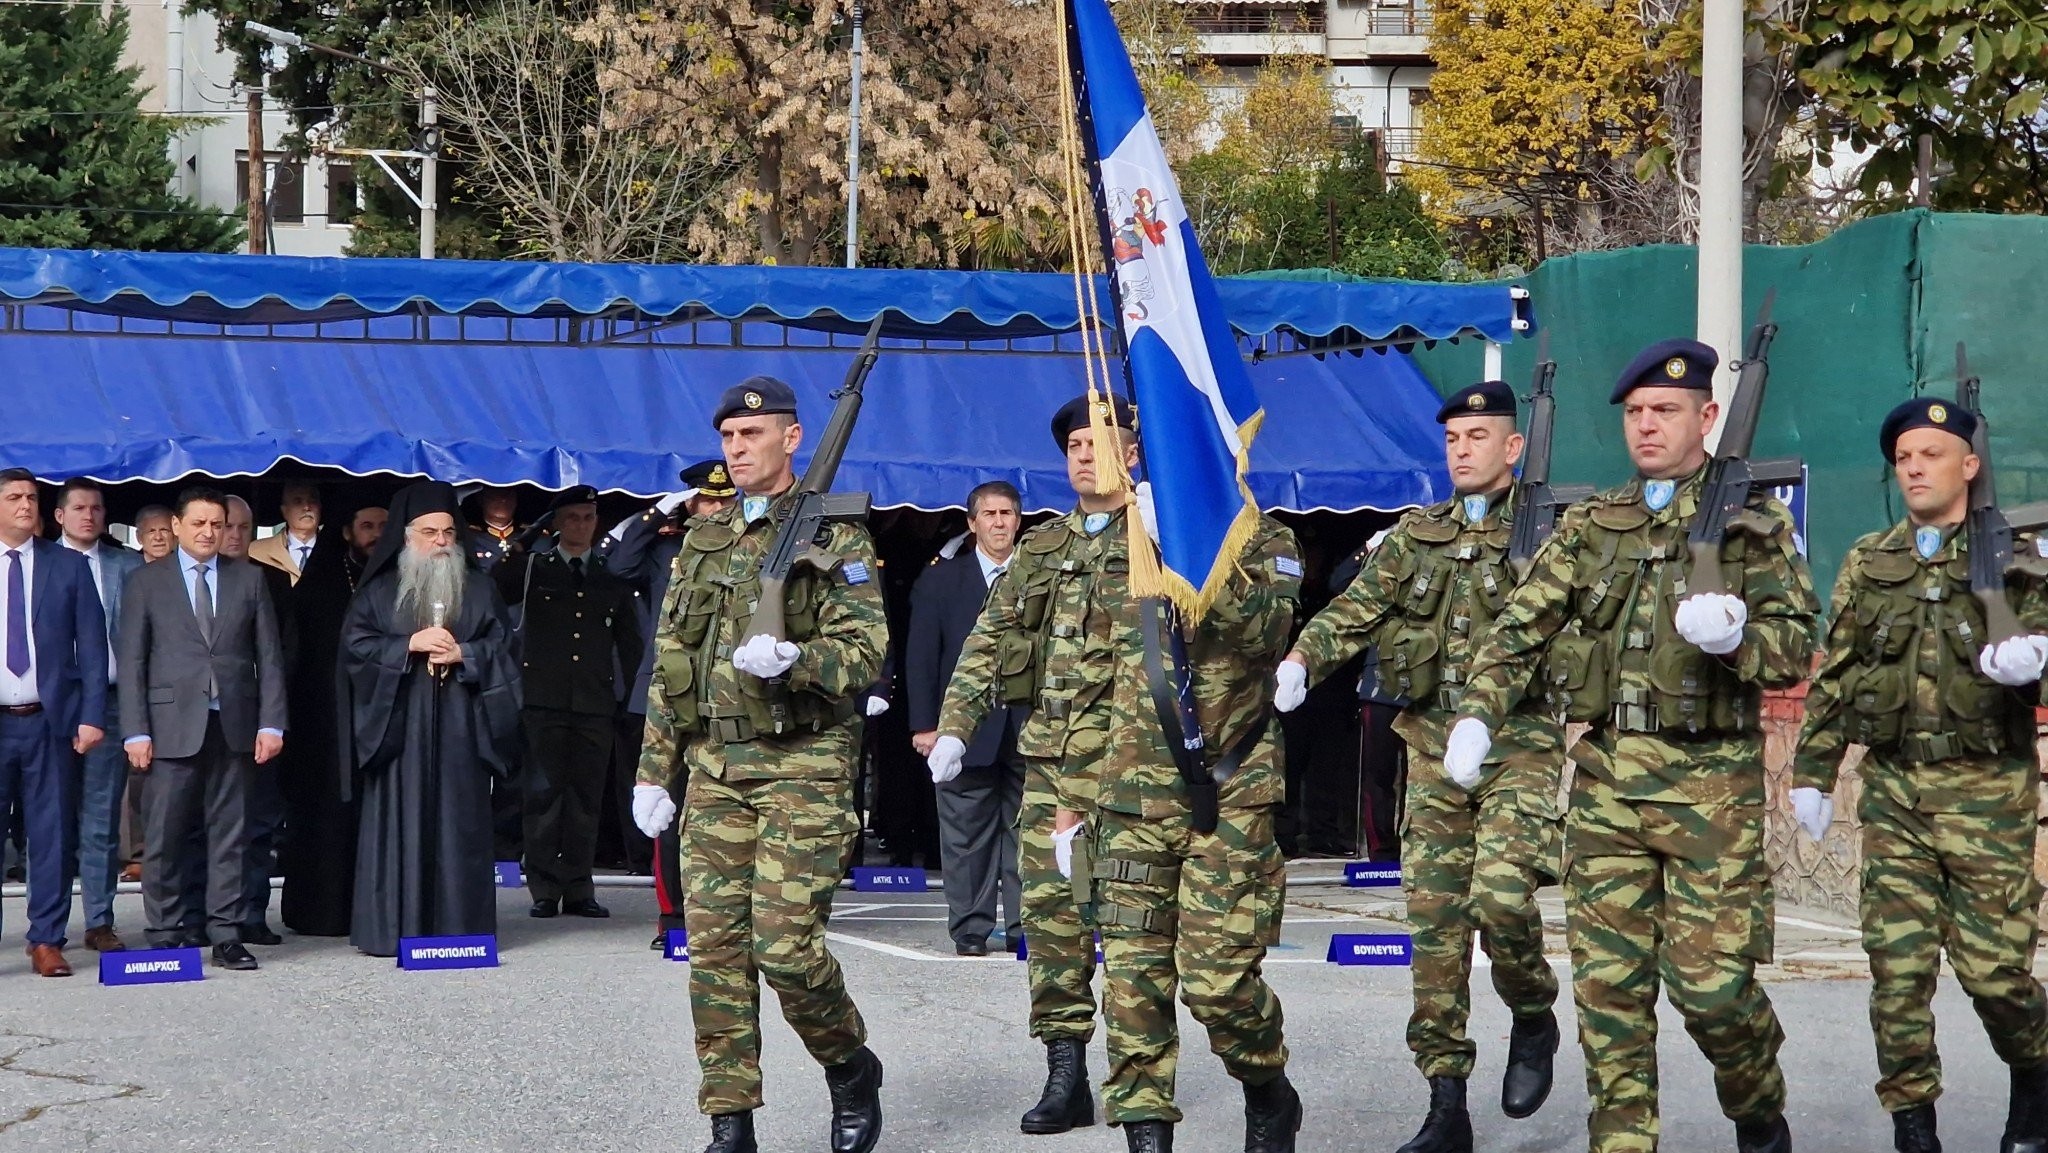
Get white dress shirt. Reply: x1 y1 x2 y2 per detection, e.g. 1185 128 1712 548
975 546 1011 588
288 532 316 572
0 541 36 706
63 538 116 680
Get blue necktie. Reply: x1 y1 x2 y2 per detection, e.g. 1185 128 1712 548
6 549 26 677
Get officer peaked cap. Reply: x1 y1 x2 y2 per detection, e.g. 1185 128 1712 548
679 458 736 498
547 484 599 513
1610 339 1718 404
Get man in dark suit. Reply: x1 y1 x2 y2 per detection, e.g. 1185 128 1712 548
496 486 642 919
907 481 1026 956
121 487 287 971
0 469 108 977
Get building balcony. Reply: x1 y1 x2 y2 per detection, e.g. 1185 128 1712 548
1188 4 1326 58
1326 2 1434 61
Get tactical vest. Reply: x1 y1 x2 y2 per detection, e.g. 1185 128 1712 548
651 513 850 743
992 516 1125 718
1834 538 2026 762
1379 501 1514 713
1540 496 1761 737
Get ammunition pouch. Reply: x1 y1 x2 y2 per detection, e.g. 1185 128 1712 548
1840 663 1909 751
1543 630 1610 723
995 630 1039 706
1646 631 1748 736
654 647 701 732
1381 623 1443 705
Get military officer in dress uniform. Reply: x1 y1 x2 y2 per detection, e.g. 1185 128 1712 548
468 485 526 572
1792 397 2048 1153
495 485 643 919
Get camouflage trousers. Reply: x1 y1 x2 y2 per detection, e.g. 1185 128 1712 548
1404 751 1560 1080
682 771 867 1115
1093 803 1289 1124
1019 794 1099 1041
1859 782 2048 1111
1565 782 1785 1153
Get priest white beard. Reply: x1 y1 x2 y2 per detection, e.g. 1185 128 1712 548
396 544 467 630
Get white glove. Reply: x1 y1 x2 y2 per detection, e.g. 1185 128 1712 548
632 784 677 839
731 635 800 678
1273 660 1308 713
1978 635 2048 686
1443 717 1491 790
1133 481 1160 545
864 695 890 717
1053 822 1086 879
1789 786 1833 843
655 491 689 515
1673 592 1748 656
926 734 965 784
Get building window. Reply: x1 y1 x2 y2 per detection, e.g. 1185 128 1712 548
327 162 359 226
235 153 306 224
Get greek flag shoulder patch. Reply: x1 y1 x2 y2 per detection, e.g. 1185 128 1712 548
841 561 871 586
1274 556 1304 578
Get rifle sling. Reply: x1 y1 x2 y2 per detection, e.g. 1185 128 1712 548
1139 598 1270 791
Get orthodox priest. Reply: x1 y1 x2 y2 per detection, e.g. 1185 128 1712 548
340 481 522 957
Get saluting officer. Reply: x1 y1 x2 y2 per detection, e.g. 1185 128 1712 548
467 485 527 572
1792 397 2048 1153
495 485 643 919
629 376 886 1153
1278 379 1563 1152
1447 341 1819 1153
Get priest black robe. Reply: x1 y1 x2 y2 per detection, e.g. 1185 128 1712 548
339 566 521 957
278 527 358 936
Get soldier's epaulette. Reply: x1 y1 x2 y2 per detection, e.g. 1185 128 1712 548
1403 500 1462 544
1019 517 1074 556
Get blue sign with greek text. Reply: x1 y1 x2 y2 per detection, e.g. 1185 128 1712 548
665 929 689 962
1326 934 1412 966
398 934 500 970
851 867 929 893
1344 861 1401 887
494 861 523 888
100 947 203 986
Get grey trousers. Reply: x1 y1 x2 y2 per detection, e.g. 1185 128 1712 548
140 716 254 946
934 754 1024 946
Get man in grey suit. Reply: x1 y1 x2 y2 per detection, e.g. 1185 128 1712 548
120 487 286 971
907 481 1027 956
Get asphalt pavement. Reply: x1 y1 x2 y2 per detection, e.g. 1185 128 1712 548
0 868 2032 1151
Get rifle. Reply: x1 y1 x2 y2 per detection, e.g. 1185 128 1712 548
738 315 886 647
1507 332 1593 576
1686 291 1806 593
1957 342 2034 648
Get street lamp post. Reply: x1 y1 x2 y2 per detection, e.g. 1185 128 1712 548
243 21 441 259
844 1 864 269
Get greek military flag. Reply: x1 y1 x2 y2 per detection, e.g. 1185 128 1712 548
1069 0 1263 619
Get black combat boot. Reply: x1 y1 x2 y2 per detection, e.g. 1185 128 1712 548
1892 1104 1940 1153
1395 1076 1473 1153
1021 1037 1094 1134
1734 1114 1791 1153
1501 1009 1559 1119
823 1046 884 1153
1124 1120 1174 1153
1243 1073 1303 1153
701 1112 757 1153
2002 1061 2048 1153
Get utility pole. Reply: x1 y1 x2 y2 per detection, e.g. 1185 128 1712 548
420 86 438 259
844 1 864 269
1696 0 1743 447
245 86 267 254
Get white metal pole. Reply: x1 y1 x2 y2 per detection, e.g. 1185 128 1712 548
1697 0 1743 449
844 2 864 269
420 85 439 260
1483 341 1503 382
165 0 185 193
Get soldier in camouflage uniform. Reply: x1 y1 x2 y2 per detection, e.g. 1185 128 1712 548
628 376 886 1153
1791 396 2048 1153
1277 379 1562 1153
1447 340 1819 1153
1088 509 1304 1153
929 393 1137 1136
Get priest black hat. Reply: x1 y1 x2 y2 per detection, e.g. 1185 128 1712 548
1610 339 1719 404
712 375 799 428
1050 392 1137 450
1879 396 1978 462
1436 379 1517 424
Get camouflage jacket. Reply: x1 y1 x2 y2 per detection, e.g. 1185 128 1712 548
1292 490 1562 765
1459 465 1818 805
1793 518 2048 811
938 506 1134 809
636 489 885 785
1096 516 1302 819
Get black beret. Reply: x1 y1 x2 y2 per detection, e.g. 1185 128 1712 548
1610 339 1719 404
1050 393 1137 450
1436 379 1517 424
712 375 799 429
1879 396 1978 462
680 458 736 497
547 484 599 513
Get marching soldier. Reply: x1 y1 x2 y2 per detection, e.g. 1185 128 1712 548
1791 397 2048 1153
1446 340 1819 1153
628 377 887 1153
1088 503 1304 1153
1277 379 1563 1152
928 393 1137 1136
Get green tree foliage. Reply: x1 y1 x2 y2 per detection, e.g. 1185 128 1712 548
0 3 241 251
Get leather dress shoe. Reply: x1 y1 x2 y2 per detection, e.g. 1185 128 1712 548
824 1045 884 1153
26 944 73 977
563 898 610 918
650 933 666 951
119 862 141 883
82 925 128 952
955 936 987 957
241 922 284 946
212 941 261 971
529 898 560 918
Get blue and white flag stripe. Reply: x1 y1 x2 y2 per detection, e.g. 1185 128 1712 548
1071 0 1263 613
